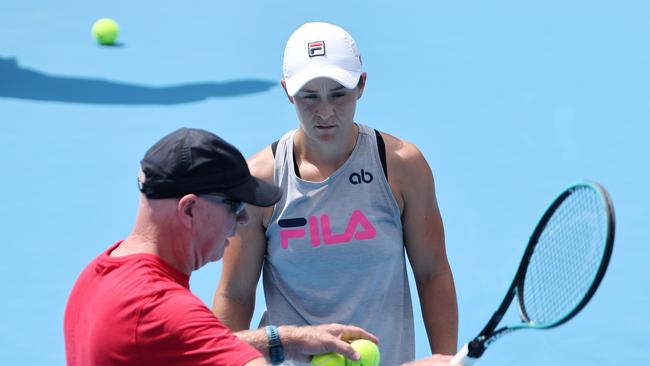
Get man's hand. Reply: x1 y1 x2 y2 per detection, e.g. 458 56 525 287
280 323 379 363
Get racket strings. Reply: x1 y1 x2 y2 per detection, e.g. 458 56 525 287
521 186 609 325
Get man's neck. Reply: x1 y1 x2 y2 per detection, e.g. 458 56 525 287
111 232 192 275
110 235 159 257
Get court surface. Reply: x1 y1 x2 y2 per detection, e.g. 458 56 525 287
1 1 648 365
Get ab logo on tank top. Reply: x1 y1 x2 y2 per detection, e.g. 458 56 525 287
277 210 377 249
348 169 373 184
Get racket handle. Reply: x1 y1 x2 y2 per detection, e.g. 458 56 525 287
450 343 477 365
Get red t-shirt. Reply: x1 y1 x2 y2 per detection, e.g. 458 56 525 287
64 242 262 366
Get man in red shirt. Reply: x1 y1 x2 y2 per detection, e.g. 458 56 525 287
64 128 378 366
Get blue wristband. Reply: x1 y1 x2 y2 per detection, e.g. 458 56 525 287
265 325 284 365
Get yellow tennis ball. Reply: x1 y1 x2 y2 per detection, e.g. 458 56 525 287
347 339 380 366
311 352 346 366
92 18 119 45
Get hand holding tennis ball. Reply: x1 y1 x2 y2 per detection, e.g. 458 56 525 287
311 339 380 366
92 18 119 45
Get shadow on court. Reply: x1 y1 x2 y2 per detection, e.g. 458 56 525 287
0 57 275 105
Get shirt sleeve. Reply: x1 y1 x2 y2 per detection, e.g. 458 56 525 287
137 288 263 366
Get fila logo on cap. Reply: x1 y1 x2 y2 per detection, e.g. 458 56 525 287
308 41 325 57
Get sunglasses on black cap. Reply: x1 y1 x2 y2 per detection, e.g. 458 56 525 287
201 194 246 216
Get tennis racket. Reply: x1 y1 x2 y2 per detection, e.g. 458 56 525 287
451 181 615 365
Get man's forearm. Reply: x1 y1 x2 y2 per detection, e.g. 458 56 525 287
234 325 305 362
235 328 270 358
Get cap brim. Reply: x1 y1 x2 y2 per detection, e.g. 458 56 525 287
285 67 361 96
221 176 282 207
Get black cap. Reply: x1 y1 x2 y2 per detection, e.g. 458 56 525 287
139 127 282 206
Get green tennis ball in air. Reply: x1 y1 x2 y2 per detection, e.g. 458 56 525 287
311 352 346 366
92 18 119 45
347 339 380 366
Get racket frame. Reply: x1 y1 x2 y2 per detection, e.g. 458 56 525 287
461 181 615 361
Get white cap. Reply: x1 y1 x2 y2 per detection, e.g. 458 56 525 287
282 22 362 96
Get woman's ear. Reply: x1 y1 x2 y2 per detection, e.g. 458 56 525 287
281 79 295 104
357 72 367 99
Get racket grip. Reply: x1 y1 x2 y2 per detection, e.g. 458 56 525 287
450 343 476 365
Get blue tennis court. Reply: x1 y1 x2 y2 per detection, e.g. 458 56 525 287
1 1 648 365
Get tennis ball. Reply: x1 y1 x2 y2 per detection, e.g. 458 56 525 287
311 352 346 366
347 339 380 366
92 18 119 45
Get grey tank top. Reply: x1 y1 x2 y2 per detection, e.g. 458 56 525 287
262 124 415 366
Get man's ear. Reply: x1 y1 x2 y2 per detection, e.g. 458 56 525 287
177 194 197 229
280 79 295 104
